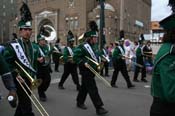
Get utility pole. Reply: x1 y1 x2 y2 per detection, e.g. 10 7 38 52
98 0 105 50
120 0 124 31
23 0 28 4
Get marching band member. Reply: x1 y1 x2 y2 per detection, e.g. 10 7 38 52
3 3 39 115
150 1 175 115
36 33 52 102
100 47 110 77
0 54 17 107
73 30 108 115
58 30 80 90
143 40 153 67
52 38 62 72
133 40 147 82
111 39 135 88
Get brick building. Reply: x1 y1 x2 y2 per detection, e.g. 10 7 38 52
12 0 151 45
0 0 17 43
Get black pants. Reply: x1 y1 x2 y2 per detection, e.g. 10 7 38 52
54 60 59 71
111 61 132 87
59 63 80 87
150 97 175 116
133 64 146 80
100 62 109 76
14 77 34 116
77 72 104 109
37 72 51 97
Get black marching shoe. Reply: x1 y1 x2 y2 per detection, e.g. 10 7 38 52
111 84 118 88
77 103 87 110
141 78 148 83
39 97 47 102
133 79 139 82
76 85 81 91
39 92 47 102
96 107 108 115
127 84 135 88
58 85 65 89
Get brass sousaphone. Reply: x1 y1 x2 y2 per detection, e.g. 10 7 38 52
39 25 57 66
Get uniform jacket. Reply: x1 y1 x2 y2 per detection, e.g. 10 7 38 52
73 42 99 75
112 45 125 66
151 43 175 102
3 38 39 77
136 46 144 64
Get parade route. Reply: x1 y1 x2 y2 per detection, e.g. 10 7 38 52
0 65 152 116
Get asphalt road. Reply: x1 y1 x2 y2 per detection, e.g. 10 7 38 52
0 64 152 116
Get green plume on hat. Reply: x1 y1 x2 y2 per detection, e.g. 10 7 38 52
18 2 32 29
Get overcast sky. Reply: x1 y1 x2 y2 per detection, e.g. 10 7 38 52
151 0 172 21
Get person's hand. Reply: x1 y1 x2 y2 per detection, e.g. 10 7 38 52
37 57 44 63
84 62 89 68
16 75 25 84
7 90 17 108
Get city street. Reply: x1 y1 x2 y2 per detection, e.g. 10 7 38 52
0 64 152 116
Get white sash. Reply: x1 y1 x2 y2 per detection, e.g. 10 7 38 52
67 47 73 56
39 47 45 57
10 42 36 73
84 43 97 62
103 49 108 57
102 49 110 62
118 46 125 56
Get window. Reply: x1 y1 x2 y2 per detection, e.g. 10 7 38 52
68 0 74 7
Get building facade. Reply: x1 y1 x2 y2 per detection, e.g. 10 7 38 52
12 0 151 45
0 0 17 43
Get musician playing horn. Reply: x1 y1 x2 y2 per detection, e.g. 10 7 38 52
3 2 39 116
36 33 53 102
100 47 110 77
73 30 108 115
111 38 135 88
58 30 80 90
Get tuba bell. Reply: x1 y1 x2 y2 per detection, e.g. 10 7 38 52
40 25 57 42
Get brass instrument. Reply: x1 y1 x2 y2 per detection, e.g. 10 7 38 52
59 55 64 64
85 63 111 87
59 56 73 64
15 61 42 90
101 55 110 63
42 25 56 42
53 46 61 54
15 61 49 116
143 51 152 54
85 56 103 72
121 55 143 68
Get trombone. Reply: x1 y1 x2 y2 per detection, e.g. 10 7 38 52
85 56 111 87
59 55 73 64
85 56 102 71
121 55 143 68
15 61 49 116
15 61 42 90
